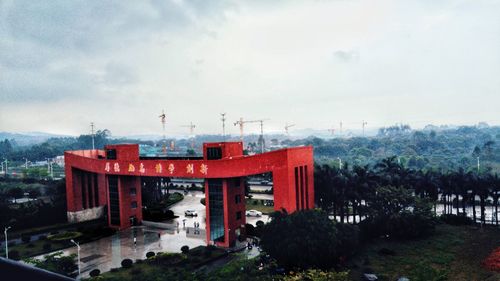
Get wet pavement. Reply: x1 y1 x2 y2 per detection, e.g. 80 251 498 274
33 190 272 278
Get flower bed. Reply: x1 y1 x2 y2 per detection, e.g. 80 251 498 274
483 247 500 272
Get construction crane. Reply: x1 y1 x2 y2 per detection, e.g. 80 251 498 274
362 120 368 136
159 109 167 153
220 113 227 141
90 122 95 150
234 118 269 152
284 123 295 136
181 122 196 148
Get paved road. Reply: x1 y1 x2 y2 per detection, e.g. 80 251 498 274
33 225 206 278
31 190 270 278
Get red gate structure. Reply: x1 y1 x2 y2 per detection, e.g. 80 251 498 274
64 142 314 247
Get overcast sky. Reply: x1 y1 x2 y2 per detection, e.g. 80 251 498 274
1 0 499 136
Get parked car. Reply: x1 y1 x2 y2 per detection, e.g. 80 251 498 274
246 210 263 217
185 210 198 216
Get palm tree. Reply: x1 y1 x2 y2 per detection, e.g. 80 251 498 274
492 174 500 225
476 175 490 224
466 172 478 223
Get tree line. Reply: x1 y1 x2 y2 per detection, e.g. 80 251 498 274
315 156 500 225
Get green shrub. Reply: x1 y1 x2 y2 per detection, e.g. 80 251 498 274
21 235 31 243
89 269 100 277
245 223 255 236
9 250 20 260
440 214 472 225
359 186 436 241
261 210 354 269
121 258 133 268
181 245 190 254
256 220 265 228
43 243 52 251
130 268 142 275
27 243 35 248
39 235 47 240
48 231 82 241
284 269 349 281
146 251 155 259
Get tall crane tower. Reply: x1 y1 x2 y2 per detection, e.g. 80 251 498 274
284 123 295 136
159 109 167 153
234 118 269 153
220 113 227 141
181 122 196 148
90 122 95 150
362 120 368 136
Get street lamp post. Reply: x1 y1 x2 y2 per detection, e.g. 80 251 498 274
70 239 81 277
477 156 480 173
4 226 11 259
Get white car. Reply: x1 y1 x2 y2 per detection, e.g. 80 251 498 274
185 210 198 216
246 210 263 217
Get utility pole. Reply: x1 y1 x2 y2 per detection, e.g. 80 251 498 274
23 157 28 169
362 120 368 136
90 122 95 150
220 113 227 141
337 157 342 169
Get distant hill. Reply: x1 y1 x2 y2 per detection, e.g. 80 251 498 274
0 132 73 146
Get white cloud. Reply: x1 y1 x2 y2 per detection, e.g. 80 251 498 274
0 0 499 136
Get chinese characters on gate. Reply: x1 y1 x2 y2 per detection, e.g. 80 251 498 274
104 162 208 175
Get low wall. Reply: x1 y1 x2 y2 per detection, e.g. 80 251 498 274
67 206 105 223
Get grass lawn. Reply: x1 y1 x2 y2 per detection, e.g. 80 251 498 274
1 238 72 260
165 192 184 207
246 198 275 214
2 225 115 260
91 246 227 280
349 224 500 281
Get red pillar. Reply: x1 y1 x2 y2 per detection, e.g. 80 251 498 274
118 176 142 229
205 178 245 248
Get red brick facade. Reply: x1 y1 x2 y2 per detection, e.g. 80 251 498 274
65 142 314 247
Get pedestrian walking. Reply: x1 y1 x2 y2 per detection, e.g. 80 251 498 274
133 237 137 246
